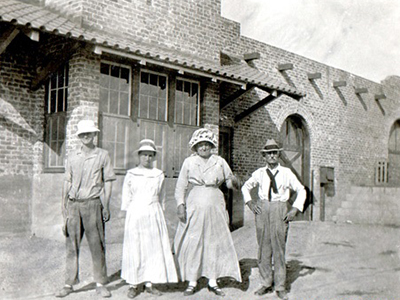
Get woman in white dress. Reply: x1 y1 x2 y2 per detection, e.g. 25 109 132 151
121 139 178 298
174 128 242 297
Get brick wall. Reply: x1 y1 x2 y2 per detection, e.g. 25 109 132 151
0 34 44 234
42 0 83 24
66 49 101 151
44 0 223 63
202 81 220 127
219 23 400 221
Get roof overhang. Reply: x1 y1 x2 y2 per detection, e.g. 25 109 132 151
0 0 305 98
94 45 247 89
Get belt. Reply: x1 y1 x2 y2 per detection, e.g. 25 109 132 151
69 197 100 203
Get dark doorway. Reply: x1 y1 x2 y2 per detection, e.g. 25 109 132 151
280 115 312 221
219 127 234 228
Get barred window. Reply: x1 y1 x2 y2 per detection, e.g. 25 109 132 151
175 79 199 126
45 64 68 113
100 62 131 116
44 64 68 171
139 71 167 121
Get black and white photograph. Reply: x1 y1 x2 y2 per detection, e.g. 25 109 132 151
1 0 400 299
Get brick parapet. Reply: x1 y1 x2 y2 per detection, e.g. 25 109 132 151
44 0 224 63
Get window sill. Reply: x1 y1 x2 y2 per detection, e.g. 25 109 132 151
43 167 65 173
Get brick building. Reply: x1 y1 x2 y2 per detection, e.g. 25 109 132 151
1 0 400 241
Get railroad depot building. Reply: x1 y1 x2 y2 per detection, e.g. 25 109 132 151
1 0 400 241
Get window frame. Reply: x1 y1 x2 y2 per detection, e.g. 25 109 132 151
99 64 202 176
99 60 132 117
43 64 69 172
175 77 200 126
138 69 169 122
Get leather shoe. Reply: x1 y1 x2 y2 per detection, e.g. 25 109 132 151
208 285 225 296
254 286 273 296
96 285 111 298
183 285 196 296
55 286 73 298
145 286 162 296
127 287 139 298
277 290 289 300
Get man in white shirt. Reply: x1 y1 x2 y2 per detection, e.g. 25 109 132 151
241 139 306 300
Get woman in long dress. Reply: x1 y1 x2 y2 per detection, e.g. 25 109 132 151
121 139 178 298
174 128 242 297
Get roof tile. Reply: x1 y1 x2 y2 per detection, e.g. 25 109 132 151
0 0 304 97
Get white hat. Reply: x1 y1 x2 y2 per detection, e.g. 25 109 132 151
76 120 100 135
136 139 157 154
188 128 217 151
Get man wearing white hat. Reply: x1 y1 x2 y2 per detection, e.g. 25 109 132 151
241 139 306 300
56 120 116 298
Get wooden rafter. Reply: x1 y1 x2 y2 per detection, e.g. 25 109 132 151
333 81 346 87
243 52 260 62
354 88 368 94
31 41 82 91
375 94 386 100
307 73 321 80
0 26 20 55
235 92 282 123
23 29 40 42
220 85 255 109
258 85 302 100
277 63 293 71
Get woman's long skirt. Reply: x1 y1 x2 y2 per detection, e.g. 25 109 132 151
174 186 241 282
121 202 178 285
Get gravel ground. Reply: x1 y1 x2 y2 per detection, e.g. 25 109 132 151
1 221 400 300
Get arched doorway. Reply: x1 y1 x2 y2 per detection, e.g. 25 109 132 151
388 120 400 185
280 114 312 220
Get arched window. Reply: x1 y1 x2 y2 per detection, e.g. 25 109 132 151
389 121 400 154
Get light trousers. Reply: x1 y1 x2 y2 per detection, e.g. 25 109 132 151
255 200 289 291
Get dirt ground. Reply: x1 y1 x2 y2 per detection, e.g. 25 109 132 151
1 221 400 300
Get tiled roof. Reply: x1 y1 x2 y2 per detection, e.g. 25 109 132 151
0 0 305 97
220 62 299 95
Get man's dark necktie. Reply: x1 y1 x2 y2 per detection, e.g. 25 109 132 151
266 169 279 201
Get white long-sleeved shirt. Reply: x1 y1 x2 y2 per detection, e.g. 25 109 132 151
241 164 306 212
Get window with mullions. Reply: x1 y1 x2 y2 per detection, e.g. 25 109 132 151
45 65 68 114
175 79 199 126
99 62 131 171
100 62 131 115
44 64 68 171
139 71 167 121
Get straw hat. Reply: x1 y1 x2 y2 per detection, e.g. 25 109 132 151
76 120 100 136
260 139 283 152
136 139 157 154
188 128 217 151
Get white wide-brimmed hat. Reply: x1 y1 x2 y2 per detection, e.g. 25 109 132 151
260 139 283 153
136 139 158 154
188 128 217 151
76 120 100 136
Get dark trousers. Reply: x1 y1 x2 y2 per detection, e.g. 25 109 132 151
65 199 108 285
255 201 289 291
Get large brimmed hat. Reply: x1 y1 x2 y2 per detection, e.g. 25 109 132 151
136 139 157 154
260 139 283 152
189 128 217 151
76 120 100 135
